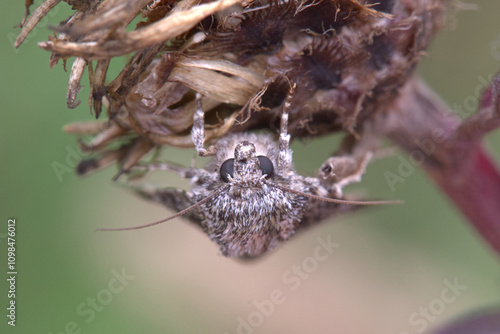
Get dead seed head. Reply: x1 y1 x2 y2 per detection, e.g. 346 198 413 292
16 0 447 176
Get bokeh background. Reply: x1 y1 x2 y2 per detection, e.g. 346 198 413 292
1 1 500 333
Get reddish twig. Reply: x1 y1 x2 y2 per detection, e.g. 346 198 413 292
378 76 500 256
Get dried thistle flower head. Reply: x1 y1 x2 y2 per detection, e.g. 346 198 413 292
14 2 500 326
15 0 446 177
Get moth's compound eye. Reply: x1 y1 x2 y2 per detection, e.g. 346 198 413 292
257 156 274 178
220 158 235 182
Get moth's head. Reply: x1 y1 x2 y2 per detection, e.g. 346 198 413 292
219 141 274 184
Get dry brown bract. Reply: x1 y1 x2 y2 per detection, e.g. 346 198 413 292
16 0 500 256
15 0 448 179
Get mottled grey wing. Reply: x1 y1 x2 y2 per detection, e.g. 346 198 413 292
299 198 360 227
134 187 204 224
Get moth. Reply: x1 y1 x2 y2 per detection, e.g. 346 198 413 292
99 85 400 258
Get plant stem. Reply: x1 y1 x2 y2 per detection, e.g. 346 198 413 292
379 77 500 256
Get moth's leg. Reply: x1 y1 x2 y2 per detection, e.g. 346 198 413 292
134 162 192 177
133 162 214 185
320 152 373 197
319 131 380 197
277 82 296 173
132 185 203 223
134 185 192 211
192 93 217 157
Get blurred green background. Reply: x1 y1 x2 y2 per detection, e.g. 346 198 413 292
1 1 500 334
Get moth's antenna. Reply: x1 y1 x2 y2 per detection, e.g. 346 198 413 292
267 182 403 206
96 185 230 232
